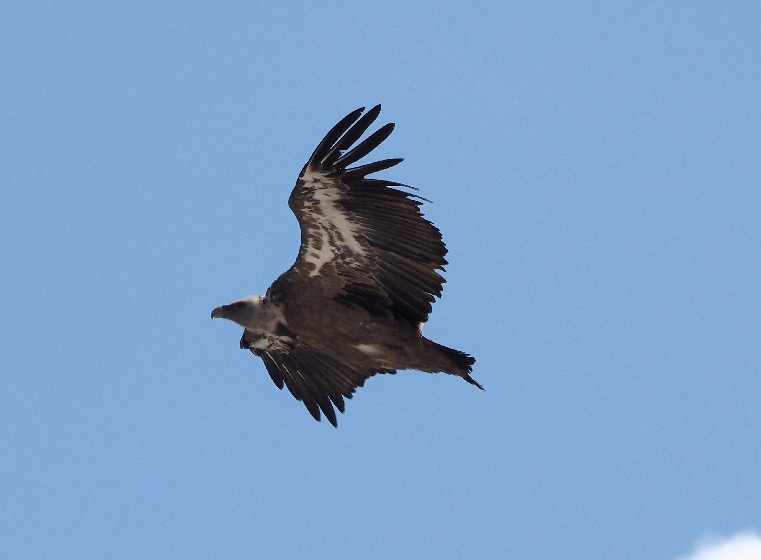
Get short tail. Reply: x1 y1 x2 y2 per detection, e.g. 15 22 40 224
427 341 483 390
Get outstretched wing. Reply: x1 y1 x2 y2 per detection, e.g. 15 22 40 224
241 330 391 427
286 105 448 327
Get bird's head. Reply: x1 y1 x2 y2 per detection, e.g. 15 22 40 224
211 295 264 328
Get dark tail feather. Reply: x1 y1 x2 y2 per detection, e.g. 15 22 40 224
429 341 483 390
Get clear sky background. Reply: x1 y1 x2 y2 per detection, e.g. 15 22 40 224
1 2 760 559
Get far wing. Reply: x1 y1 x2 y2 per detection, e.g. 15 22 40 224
286 105 448 327
240 330 389 427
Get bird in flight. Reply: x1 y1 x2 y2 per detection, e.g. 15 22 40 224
212 105 480 426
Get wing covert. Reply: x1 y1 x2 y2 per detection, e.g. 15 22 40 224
286 105 449 327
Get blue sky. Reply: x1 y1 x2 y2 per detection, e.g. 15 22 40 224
1 2 760 559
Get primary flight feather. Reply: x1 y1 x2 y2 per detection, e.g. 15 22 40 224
212 105 480 426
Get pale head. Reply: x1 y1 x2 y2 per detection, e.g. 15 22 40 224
210 295 265 329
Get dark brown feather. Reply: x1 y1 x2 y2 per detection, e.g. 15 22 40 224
333 123 395 168
306 107 364 168
344 158 404 178
321 105 382 167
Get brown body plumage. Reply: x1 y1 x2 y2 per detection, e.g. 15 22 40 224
212 105 479 426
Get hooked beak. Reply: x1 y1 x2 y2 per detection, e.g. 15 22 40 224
211 305 226 319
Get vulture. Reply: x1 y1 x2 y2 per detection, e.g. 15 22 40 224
212 105 480 426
